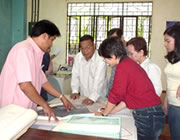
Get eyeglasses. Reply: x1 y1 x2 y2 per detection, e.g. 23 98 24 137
80 44 93 51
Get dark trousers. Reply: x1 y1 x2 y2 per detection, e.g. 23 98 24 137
40 88 48 101
132 105 165 140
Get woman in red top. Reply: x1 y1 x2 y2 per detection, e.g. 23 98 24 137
97 37 165 140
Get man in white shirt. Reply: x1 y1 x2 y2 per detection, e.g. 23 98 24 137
70 35 108 105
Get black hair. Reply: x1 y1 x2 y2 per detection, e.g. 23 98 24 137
80 35 94 42
30 20 61 37
127 37 147 56
164 24 180 64
107 28 123 38
98 37 127 58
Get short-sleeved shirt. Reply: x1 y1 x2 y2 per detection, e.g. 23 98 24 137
0 37 47 110
164 61 180 106
108 57 161 109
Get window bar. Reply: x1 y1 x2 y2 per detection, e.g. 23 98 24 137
136 16 138 37
68 16 71 53
79 16 82 50
107 16 110 36
92 16 95 39
95 16 98 46
120 16 123 31
148 17 152 48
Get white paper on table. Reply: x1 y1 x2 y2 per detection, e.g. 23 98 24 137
37 95 137 140
31 116 61 131
36 98 63 111
0 104 37 140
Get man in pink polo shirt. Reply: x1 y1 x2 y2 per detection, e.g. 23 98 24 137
0 20 75 121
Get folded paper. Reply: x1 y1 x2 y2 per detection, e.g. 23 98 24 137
0 104 37 140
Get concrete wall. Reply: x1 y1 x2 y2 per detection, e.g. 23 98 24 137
27 0 67 72
11 0 27 46
0 0 26 71
0 0 12 70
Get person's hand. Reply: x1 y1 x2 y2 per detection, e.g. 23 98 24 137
94 111 103 116
130 109 133 113
162 95 168 115
99 106 105 112
82 98 94 106
163 103 168 116
176 85 180 100
42 104 58 122
61 95 76 112
70 93 80 100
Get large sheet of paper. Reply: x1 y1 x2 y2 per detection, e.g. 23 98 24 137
35 95 137 140
0 104 37 140
53 115 121 139
37 104 90 117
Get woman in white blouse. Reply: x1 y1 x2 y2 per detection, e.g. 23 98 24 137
127 37 162 96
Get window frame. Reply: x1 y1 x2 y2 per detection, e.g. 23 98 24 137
66 2 152 61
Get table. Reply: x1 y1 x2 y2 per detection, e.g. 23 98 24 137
21 96 137 140
18 128 121 140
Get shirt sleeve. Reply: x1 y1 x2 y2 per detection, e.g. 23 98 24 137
107 66 116 97
88 59 108 102
108 64 127 105
147 64 162 96
71 55 80 93
14 47 33 83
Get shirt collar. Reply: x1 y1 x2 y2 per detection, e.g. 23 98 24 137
27 37 45 56
119 55 128 63
80 50 97 62
140 57 150 67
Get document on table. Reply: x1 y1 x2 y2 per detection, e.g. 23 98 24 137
31 116 59 131
37 104 90 117
35 95 137 140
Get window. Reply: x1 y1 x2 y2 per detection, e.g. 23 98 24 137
66 2 152 59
